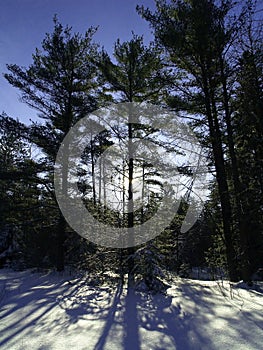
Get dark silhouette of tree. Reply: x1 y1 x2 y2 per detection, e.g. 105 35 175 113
4 17 100 271
138 0 262 282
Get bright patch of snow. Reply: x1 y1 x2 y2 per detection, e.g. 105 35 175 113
0 269 262 350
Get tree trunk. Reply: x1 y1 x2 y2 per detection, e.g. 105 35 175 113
56 116 71 272
127 110 135 291
202 67 239 281
90 138 96 205
219 57 251 282
56 214 66 272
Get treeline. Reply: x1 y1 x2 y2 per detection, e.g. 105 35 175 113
0 0 262 288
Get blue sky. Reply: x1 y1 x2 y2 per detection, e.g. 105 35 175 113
0 0 155 124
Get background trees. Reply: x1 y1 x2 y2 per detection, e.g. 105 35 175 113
138 0 263 282
233 16 263 277
1 1 262 287
0 115 44 268
4 17 100 271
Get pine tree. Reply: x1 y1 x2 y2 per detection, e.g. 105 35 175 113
97 34 169 290
4 17 100 271
137 0 257 282
233 18 263 278
0 114 43 268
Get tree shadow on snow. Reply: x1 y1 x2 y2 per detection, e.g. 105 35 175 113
123 288 214 350
2 271 260 350
58 277 263 349
92 281 216 350
59 278 219 350
0 270 68 349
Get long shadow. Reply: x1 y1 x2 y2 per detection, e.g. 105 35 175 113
135 291 196 350
2 270 261 349
0 270 69 348
93 281 123 350
173 279 263 349
122 288 140 350
0 270 121 349
56 274 117 325
57 279 215 349
91 284 141 350
121 279 218 350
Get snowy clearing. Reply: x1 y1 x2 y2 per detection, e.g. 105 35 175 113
0 269 262 350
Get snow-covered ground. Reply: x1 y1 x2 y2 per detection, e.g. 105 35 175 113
0 269 262 350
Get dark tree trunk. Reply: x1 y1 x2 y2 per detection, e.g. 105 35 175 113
56 214 66 272
202 67 239 281
219 57 251 282
90 138 97 205
127 111 135 291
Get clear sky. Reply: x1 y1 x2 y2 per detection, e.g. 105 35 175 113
0 0 155 124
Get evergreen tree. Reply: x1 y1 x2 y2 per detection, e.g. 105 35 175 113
0 114 43 268
97 34 169 289
137 0 259 282
4 17 100 271
233 19 263 277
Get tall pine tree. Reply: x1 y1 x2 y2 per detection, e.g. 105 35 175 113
5 17 100 271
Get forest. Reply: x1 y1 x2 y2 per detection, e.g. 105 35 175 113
0 0 262 293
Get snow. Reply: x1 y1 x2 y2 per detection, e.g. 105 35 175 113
0 269 262 350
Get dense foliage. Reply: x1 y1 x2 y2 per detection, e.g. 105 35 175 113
0 1 262 289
